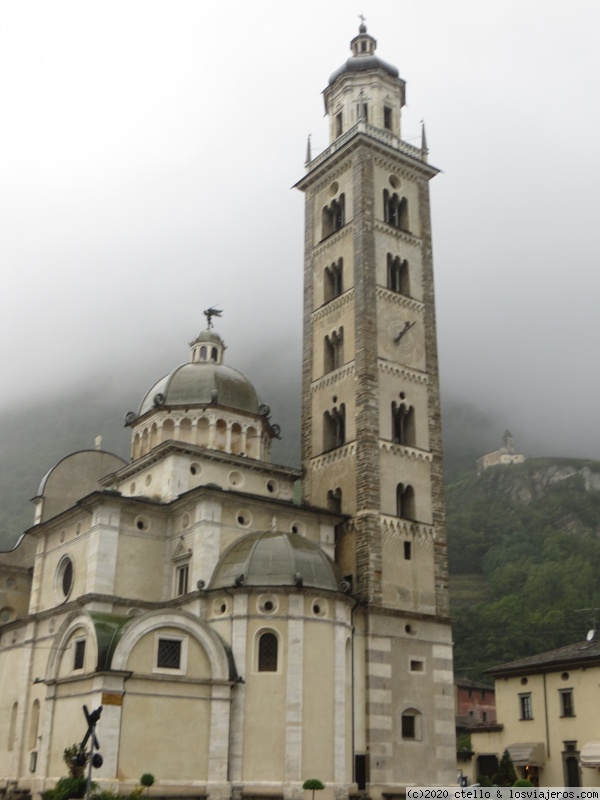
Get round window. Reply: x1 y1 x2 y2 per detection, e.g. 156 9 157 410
213 598 229 617
229 470 244 488
258 595 278 614
57 557 74 600
236 511 252 528
311 598 327 617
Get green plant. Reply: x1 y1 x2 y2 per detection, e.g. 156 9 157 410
63 743 88 780
302 778 325 800
140 774 155 797
513 779 533 787
42 776 92 800
494 750 517 787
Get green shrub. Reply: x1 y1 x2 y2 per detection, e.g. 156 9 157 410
513 779 533 787
42 776 91 800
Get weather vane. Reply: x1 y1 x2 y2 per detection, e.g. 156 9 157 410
203 306 223 329
358 14 366 25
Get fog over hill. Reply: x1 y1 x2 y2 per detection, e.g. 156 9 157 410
0 343 576 551
2 2 600 485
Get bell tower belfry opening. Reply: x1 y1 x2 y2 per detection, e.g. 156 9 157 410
296 24 455 789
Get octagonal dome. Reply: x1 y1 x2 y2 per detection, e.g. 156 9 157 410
134 326 262 419
209 531 342 592
137 362 260 418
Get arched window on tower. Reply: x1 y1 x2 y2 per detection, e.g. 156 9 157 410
383 191 409 232
324 259 343 303
391 402 416 446
387 254 410 296
322 194 345 239
324 328 344 374
257 631 278 672
327 488 342 514
401 708 422 740
323 404 346 451
396 483 416 521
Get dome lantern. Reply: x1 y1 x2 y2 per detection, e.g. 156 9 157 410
189 328 226 365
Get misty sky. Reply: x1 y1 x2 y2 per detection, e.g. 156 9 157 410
1 0 599 461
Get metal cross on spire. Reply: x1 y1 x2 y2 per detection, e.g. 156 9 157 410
358 14 366 25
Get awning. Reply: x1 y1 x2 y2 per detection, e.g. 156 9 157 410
507 742 545 767
580 742 600 768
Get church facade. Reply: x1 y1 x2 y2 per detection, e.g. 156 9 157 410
0 26 455 800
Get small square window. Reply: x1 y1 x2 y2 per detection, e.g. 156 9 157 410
157 638 182 670
410 659 424 672
73 639 86 670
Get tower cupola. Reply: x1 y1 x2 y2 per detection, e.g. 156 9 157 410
324 23 405 144
189 328 226 364
350 22 377 56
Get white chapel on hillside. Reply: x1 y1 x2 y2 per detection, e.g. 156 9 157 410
0 25 456 799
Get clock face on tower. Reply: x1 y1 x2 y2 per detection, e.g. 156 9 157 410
383 316 424 367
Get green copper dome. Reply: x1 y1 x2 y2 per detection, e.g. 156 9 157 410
137 362 259 417
135 327 260 419
209 531 342 592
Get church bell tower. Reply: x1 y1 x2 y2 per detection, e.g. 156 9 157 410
296 23 455 788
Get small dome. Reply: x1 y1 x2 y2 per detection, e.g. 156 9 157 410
209 531 342 592
329 26 398 85
137 362 260 418
190 329 224 346
329 54 399 85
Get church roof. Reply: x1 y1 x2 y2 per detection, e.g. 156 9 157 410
209 530 342 592
134 325 262 420
137 362 260 417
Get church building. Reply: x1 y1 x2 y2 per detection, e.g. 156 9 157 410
0 25 456 799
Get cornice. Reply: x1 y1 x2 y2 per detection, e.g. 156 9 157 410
296 124 438 192
310 223 352 259
311 363 356 393
310 442 356 471
377 359 429 385
380 514 434 540
372 152 432 186
311 288 354 322
376 286 425 313
373 220 422 248
103 440 301 485
309 159 354 195
379 441 433 462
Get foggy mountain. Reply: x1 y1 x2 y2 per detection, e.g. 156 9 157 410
0 343 534 552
